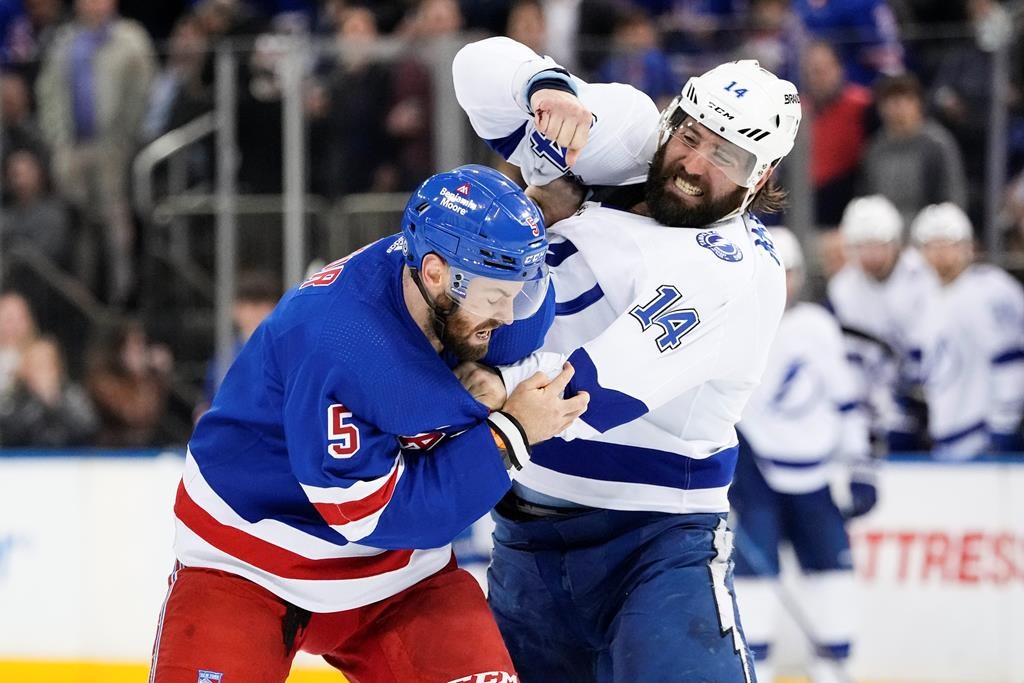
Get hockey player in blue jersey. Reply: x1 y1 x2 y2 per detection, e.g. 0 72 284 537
731 228 875 683
148 164 590 683
453 38 802 683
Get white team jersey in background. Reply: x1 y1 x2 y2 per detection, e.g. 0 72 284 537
739 303 870 494
826 248 940 435
918 264 1024 457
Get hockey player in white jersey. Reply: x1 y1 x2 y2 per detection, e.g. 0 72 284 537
453 37 801 682
827 195 940 451
912 203 1024 456
731 228 875 683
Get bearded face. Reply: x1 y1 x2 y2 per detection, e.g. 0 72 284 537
437 297 503 362
644 141 748 228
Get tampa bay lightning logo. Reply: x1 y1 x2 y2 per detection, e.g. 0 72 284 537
696 231 743 262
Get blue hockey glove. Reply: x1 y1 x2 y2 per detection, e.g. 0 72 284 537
846 480 877 519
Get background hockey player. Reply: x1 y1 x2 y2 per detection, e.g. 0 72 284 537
912 202 1024 457
453 37 801 682
826 194 940 451
730 227 875 683
148 165 589 683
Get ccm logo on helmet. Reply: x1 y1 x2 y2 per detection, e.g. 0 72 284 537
706 101 735 120
524 252 544 265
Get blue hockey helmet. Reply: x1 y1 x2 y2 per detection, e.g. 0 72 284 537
402 165 549 321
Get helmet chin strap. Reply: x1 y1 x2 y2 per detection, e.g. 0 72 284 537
410 267 459 346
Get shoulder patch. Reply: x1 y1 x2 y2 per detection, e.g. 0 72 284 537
696 231 743 262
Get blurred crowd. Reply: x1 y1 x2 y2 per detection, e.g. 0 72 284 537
0 0 1023 449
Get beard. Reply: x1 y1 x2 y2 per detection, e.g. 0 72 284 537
440 304 501 362
644 144 748 227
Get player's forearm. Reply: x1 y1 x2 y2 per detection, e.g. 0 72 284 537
452 37 565 139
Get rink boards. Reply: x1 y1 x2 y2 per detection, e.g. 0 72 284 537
0 449 1021 683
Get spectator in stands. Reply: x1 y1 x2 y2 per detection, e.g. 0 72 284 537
791 0 904 86
655 0 745 64
931 0 1019 228
0 336 97 446
803 40 873 276
1 0 68 84
378 0 464 191
85 319 173 447
35 0 156 306
912 203 1024 457
1 71 49 164
734 0 803 82
309 6 395 198
0 290 39 398
596 8 678 108
860 73 968 227
196 270 281 419
506 0 547 56
2 148 73 268
141 12 210 142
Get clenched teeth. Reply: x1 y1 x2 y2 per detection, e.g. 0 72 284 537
673 176 704 196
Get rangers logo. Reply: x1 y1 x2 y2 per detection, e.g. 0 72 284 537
398 431 446 451
456 182 471 196
696 231 743 262
197 671 223 683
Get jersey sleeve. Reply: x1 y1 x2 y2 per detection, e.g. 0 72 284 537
282 318 513 551
452 36 560 143
452 37 659 187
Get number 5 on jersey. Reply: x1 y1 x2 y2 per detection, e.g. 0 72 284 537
630 285 700 352
327 404 361 458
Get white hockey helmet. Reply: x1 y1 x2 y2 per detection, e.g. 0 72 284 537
658 59 802 189
840 195 903 244
910 202 972 244
769 227 804 271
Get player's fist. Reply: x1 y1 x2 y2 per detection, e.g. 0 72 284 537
454 362 507 411
502 362 589 444
530 88 592 167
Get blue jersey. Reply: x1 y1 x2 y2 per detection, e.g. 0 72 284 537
792 0 903 86
174 234 553 612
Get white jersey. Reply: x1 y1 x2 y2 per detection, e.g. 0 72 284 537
826 248 940 435
454 36 786 514
739 303 870 494
500 207 786 513
453 37 658 188
918 264 1024 458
